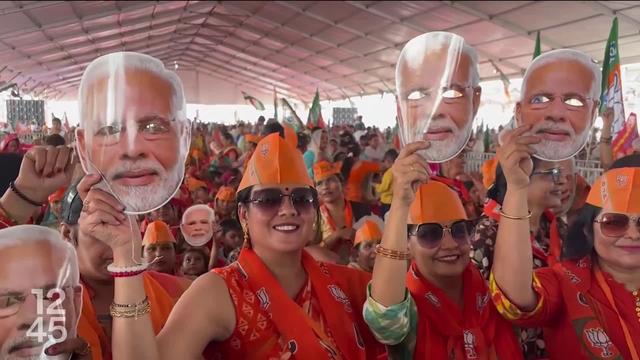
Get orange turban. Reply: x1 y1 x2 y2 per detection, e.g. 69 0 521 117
238 132 313 192
215 186 236 202
313 161 342 183
586 167 640 213
354 219 382 246
283 124 298 149
48 187 66 203
143 220 176 246
409 181 467 224
185 177 208 192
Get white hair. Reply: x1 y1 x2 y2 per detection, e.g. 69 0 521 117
0 225 80 287
521 49 601 100
397 31 480 87
182 204 216 225
78 51 187 128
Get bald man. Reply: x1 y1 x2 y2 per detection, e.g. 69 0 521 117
75 52 191 213
0 225 82 360
516 49 601 160
396 31 481 162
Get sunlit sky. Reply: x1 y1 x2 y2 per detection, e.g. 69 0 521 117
3 63 640 132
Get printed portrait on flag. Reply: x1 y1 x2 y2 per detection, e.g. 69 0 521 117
395 32 481 163
75 52 191 214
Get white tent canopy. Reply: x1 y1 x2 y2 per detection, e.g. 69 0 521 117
1 1 640 105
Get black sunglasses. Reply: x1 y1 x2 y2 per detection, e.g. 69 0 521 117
409 220 475 249
245 187 317 215
594 213 640 238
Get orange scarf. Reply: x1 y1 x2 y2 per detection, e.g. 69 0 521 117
236 248 367 360
407 263 522 360
483 199 561 266
320 200 354 232
77 273 181 360
557 258 639 359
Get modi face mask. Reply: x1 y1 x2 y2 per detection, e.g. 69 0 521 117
0 226 82 360
76 52 191 214
396 32 481 163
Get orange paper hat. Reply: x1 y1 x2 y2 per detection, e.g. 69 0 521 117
283 124 298 149
409 181 467 224
215 186 236 202
355 219 382 246
186 177 208 192
142 220 176 246
314 160 342 182
586 167 640 213
245 134 261 144
48 187 66 203
238 133 313 192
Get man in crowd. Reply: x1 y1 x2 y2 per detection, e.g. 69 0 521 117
142 220 178 275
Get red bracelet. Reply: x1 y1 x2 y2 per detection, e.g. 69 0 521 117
110 269 146 278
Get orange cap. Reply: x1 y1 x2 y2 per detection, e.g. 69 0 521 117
283 124 298 149
48 187 66 203
314 160 342 182
409 181 467 224
238 132 313 192
142 220 176 246
586 167 640 213
245 134 261 144
215 186 236 201
354 220 382 246
186 177 208 192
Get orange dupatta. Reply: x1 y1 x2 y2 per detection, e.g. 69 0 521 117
320 200 354 232
407 263 522 360
236 248 366 360
77 273 182 360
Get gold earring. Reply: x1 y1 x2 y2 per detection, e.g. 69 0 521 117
242 223 251 248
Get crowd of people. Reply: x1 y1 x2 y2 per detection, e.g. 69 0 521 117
0 31 639 360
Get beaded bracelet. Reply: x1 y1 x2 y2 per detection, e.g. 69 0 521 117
9 182 42 207
107 263 149 278
375 244 412 260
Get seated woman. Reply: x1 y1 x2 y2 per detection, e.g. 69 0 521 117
364 142 522 360
490 127 640 359
76 133 384 360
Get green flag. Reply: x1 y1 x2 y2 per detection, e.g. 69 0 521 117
533 31 541 59
241 91 265 111
306 89 326 129
281 97 304 132
600 17 625 134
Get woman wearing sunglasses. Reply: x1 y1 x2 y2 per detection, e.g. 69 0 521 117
491 125 640 359
364 142 522 360
77 132 384 360
471 154 568 358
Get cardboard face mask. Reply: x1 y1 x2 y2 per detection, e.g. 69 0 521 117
515 50 599 161
396 32 481 163
0 226 82 360
76 52 191 215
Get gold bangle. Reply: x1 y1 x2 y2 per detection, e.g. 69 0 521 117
110 297 151 319
0 202 18 225
499 210 532 220
375 244 411 260
111 296 148 308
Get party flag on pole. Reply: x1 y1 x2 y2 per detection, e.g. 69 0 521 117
600 17 626 135
273 87 278 122
532 31 541 59
307 89 326 129
241 91 265 111
281 97 304 132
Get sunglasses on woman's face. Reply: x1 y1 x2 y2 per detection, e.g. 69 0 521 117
409 220 475 249
246 187 317 215
594 213 640 238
